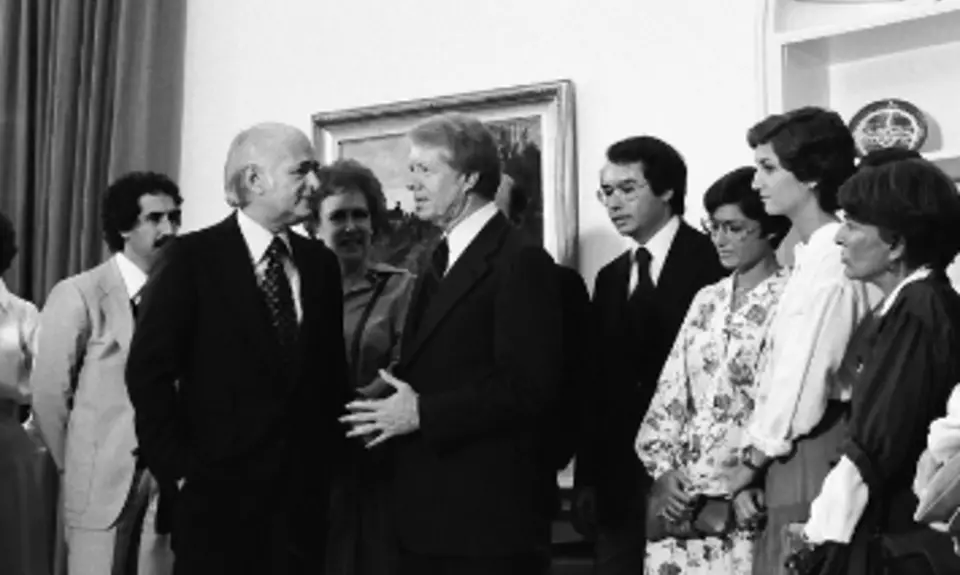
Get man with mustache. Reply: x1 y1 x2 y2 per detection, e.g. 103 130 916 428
125 123 351 574
32 171 183 575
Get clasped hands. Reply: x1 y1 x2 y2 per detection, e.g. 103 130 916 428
652 470 766 530
339 369 420 448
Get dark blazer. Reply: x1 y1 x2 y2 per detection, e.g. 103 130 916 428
575 221 725 525
125 215 350 555
537 265 592 519
391 211 564 557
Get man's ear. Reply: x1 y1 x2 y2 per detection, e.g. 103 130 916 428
460 171 480 194
243 165 264 196
659 188 674 205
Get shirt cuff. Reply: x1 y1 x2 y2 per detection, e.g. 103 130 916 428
745 424 793 459
804 456 869 544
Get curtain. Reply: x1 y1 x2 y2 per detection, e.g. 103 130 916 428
0 0 187 305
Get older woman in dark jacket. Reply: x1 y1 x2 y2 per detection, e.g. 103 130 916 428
794 158 960 575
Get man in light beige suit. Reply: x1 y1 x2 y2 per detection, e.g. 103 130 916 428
32 172 183 575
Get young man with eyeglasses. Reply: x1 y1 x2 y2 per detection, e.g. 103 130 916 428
572 136 725 575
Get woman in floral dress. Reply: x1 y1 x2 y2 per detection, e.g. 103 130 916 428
636 167 791 574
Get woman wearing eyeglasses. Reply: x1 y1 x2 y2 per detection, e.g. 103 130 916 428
636 166 790 574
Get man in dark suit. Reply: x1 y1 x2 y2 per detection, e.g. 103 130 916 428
494 169 592 519
573 136 726 574
125 122 350 575
341 113 563 575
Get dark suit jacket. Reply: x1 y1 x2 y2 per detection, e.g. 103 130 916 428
548 266 591 472
538 265 591 519
575 221 725 525
125 215 350 541
391 211 564 556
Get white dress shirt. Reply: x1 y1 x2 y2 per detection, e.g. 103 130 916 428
114 253 147 304
745 222 880 458
626 215 680 293
236 210 303 322
444 202 499 275
0 279 38 404
805 267 931 544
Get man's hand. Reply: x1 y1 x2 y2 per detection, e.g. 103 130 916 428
733 488 766 529
341 370 419 448
356 374 393 399
651 470 695 523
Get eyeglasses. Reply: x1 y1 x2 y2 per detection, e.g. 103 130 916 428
596 181 650 203
700 217 760 240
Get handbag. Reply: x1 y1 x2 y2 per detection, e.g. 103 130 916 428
646 493 736 541
880 528 960 575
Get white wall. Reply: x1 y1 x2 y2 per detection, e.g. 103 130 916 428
178 0 762 288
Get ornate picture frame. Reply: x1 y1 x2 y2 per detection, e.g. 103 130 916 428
311 80 578 270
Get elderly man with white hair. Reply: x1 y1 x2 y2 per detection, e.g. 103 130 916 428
125 122 351 575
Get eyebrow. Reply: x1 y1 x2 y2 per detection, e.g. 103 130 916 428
602 178 640 186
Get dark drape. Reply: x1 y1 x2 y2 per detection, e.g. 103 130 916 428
0 0 187 305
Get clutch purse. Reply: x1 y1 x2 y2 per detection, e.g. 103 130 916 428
646 494 735 541
691 496 736 536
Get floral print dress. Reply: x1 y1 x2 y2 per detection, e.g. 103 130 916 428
635 269 788 575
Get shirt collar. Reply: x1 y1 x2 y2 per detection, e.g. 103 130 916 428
114 253 148 300
793 221 841 268
0 278 11 311
626 215 680 263
878 266 932 317
236 209 291 264
446 202 499 264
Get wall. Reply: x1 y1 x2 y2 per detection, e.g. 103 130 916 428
178 0 762 288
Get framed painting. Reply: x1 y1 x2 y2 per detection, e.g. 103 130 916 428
311 80 578 272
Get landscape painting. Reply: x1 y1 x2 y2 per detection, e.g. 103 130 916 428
312 80 577 275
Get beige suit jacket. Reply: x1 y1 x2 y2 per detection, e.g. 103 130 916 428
32 259 138 530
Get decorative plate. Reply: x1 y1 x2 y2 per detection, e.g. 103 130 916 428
849 98 928 157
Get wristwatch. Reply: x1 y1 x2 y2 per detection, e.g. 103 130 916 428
741 446 764 471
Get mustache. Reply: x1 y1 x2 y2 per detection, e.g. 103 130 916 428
154 236 174 249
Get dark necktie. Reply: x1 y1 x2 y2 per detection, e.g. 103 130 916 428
630 246 654 299
130 297 139 320
261 237 298 365
408 237 449 340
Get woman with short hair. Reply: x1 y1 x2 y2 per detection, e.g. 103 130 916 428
637 166 791 574
306 158 416 575
796 158 960 575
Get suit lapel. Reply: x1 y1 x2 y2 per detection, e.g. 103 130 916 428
289 233 316 333
655 223 696 296
211 216 282 367
402 213 510 364
289 233 319 380
98 260 134 350
605 251 633 326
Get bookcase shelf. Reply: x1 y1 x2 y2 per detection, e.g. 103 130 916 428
760 0 960 178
